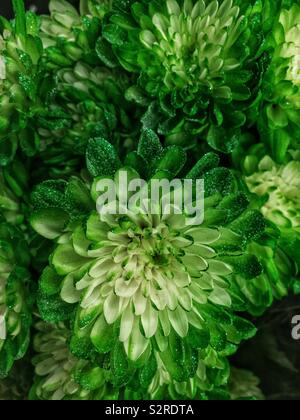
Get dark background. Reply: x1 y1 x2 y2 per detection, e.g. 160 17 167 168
1 1 50 18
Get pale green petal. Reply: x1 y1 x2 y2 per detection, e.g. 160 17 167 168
208 287 232 307
168 306 189 337
89 258 114 278
141 301 158 338
133 289 147 315
188 244 216 259
52 244 90 275
182 254 208 276
186 227 220 244
173 270 191 288
208 260 233 275
119 304 135 342
124 318 149 361
61 274 81 304
178 288 192 311
159 309 171 336
103 293 120 324
115 278 140 298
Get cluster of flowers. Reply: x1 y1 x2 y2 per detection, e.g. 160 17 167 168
0 0 299 400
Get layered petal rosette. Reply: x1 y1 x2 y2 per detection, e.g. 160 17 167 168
231 142 299 311
30 321 113 400
35 61 138 179
0 218 32 378
246 152 300 230
99 0 270 152
0 0 46 162
258 2 300 162
31 131 264 383
40 0 112 69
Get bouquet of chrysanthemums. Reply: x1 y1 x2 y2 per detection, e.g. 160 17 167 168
0 0 299 401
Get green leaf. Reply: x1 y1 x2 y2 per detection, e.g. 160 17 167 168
124 152 147 178
0 342 14 379
91 315 116 354
137 129 163 171
65 177 94 216
156 146 187 177
186 325 210 350
103 23 127 46
203 167 235 197
95 37 119 68
271 128 290 164
207 125 240 154
52 243 90 275
138 352 157 389
30 208 69 240
186 153 220 179
12 0 26 38
31 180 67 210
221 254 263 280
217 193 249 222
111 341 133 387
37 290 75 323
86 137 121 177
39 266 63 296
231 316 257 340
230 210 266 241
74 363 106 391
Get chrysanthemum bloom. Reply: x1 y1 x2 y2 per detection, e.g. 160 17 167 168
31 132 264 381
0 0 46 163
259 2 300 162
31 321 112 400
101 0 269 152
246 153 300 230
36 61 138 178
231 144 299 311
0 218 31 378
40 0 112 68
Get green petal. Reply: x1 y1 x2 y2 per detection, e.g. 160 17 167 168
52 243 90 275
30 209 69 240
168 306 188 337
91 314 115 354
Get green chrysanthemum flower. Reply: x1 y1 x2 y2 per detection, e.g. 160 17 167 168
31 132 264 382
259 2 300 162
40 0 111 69
0 0 45 163
101 0 268 152
246 150 300 295
246 153 300 230
232 142 299 310
35 61 138 179
0 218 32 378
31 321 112 400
